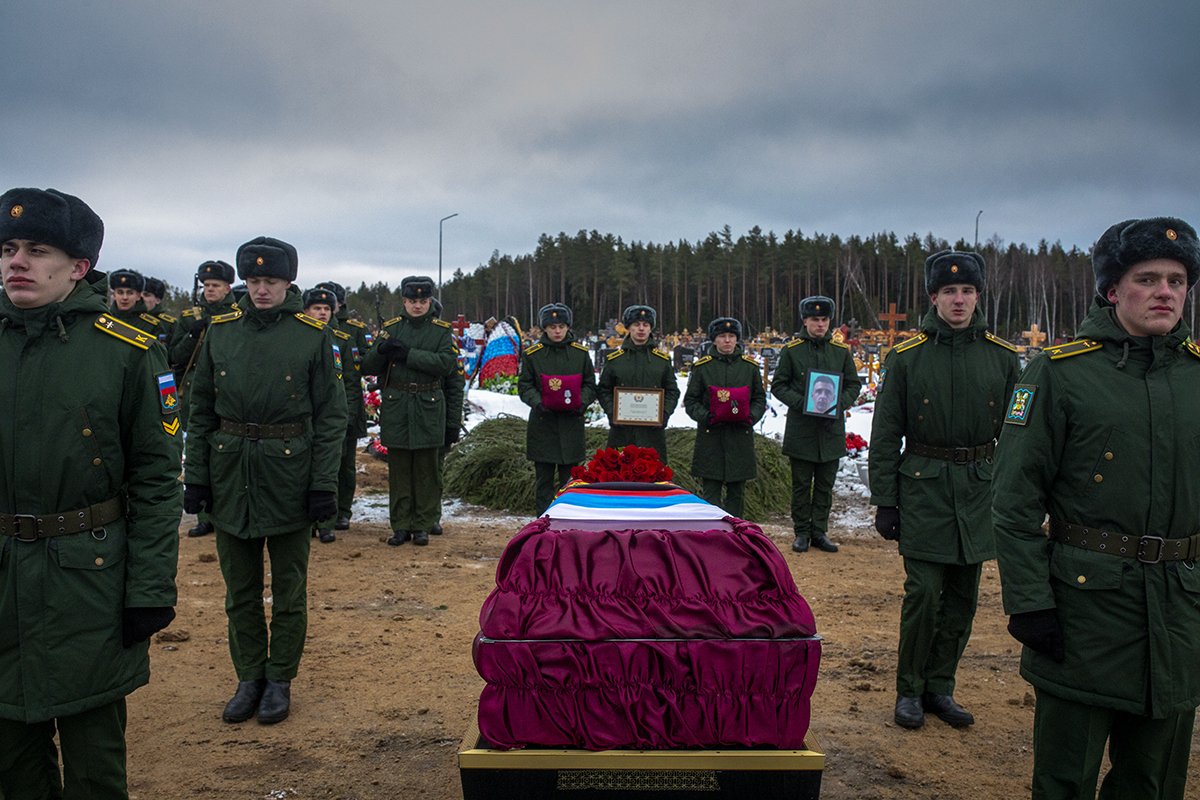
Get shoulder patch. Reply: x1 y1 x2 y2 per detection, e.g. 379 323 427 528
892 333 928 354
156 372 179 415
1184 340 1200 360
294 312 327 330
571 342 590 352
785 339 805 348
524 343 544 356
211 310 242 325
985 331 1019 352
1004 384 1037 426
652 348 671 361
606 348 626 361
331 327 351 340
692 355 713 367
432 318 451 328
138 313 162 327
156 312 177 323
181 308 199 318
345 318 367 329
383 316 404 327
1044 339 1101 360
95 314 154 350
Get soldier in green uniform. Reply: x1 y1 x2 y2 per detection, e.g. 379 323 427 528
361 276 457 546
107 268 167 342
142 276 177 347
597 304 680 459
518 303 598 515
868 250 1020 731
772 296 862 554
993 218 1200 799
683 317 766 517
303 286 353 544
172 259 238 537
430 297 464 536
0 187 180 798
184 237 346 725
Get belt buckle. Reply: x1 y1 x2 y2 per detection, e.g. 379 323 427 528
244 422 261 441
1137 535 1165 564
952 447 971 465
12 514 41 542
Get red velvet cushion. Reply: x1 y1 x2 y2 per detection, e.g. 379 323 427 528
540 373 583 411
708 384 751 424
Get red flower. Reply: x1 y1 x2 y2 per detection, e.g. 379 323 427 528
573 446 672 484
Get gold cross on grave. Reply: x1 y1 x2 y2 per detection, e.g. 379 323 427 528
1022 323 1047 349
878 303 907 346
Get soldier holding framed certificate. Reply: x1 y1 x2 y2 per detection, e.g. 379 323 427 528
597 305 679 458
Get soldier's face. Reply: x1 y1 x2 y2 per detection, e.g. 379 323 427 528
202 279 230 303
628 320 652 345
246 276 290 309
111 287 139 311
803 315 830 338
307 303 332 323
1107 259 1188 337
931 283 978 329
0 239 90 309
403 296 431 318
714 332 738 354
545 322 569 343
141 291 159 309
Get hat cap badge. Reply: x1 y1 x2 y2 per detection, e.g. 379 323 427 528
256 256 264 265
9 205 22 218
1166 228 1178 241
951 264 959 273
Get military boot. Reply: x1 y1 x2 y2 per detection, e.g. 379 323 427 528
318 528 336 543
387 530 410 546
222 679 266 723
257 680 291 725
188 520 214 538
430 522 443 535
412 529 430 546
812 534 839 553
791 536 810 553
922 693 974 727
334 516 351 531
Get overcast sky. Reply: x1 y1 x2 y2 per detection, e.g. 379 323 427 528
6 1 1198 293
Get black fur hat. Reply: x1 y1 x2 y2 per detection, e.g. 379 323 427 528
799 295 835 319
400 276 435 300
1092 217 1200 295
0 187 104 267
538 303 572 328
925 250 985 294
707 316 742 340
315 280 346 305
302 287 337 310
236 237 298 282
144 276 167 299
108 269 145 293
622 304 657 329
197 260 236 284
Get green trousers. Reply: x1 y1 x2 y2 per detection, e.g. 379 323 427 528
896 557 981 697
789 458 839 540
534 462 575 517
701 479 746 519
387 447 441 531
336 429 359 519
0 699 127 799
1031 690 1195 800
216 527 310 682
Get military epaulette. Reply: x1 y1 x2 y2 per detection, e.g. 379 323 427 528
432 318 451 329
1045 339 1101 360
294 312 327 330
785 339 805 348
892 333 928 354
741 355 759 365
331 327 351 340
524 343 544 356
94 314 154 350
652 348 671 361
181 307 199 318
831 339 850 349
156 312 177 323
211 310 242 325
571 342 590 353
383 316 404 327
606 348 626 361
692 355 713 367
139 313 162 327
345 318 367 329
985 331 1018 352
1186 340 1200 360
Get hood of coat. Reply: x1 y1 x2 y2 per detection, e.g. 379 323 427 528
0 278 107 339
241 284 303 328
1076 296 1191 369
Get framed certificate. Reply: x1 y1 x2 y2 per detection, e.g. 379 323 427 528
614 387 664 426
804 369 841 418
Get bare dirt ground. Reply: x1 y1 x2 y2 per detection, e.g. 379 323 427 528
127 455 1200 799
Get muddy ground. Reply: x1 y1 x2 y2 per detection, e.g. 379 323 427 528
126 456 1199 799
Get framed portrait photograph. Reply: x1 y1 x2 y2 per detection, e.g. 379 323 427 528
804 369 841 418
614 387 665 426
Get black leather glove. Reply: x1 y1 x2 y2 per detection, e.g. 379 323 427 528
534 403 551 417
183 484 213 514
190 318 208 337
306 490 338 521
444 426 461 446
378 338 410 361
122 606 176 647
1007 609 1065 662
874 506 901 541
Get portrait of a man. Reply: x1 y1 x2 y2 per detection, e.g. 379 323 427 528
805 370 841 417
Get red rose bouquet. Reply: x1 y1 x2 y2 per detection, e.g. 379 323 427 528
845 432 868 456
570 445 674 484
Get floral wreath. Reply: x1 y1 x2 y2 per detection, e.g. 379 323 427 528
569 445 674 484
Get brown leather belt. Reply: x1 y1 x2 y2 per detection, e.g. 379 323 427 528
0 497 124 541
219 418 308 439
394 381 440 393
1050 519 1200 564
905 440 995 464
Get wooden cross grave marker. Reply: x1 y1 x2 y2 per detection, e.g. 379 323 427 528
1022 323 1047 350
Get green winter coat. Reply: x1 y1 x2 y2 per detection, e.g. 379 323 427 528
334 312 371 438
169 294 239 428
868 308 1020 565
518 333 598 464
772 333 862 463
185 288 347 538
993 300 1200 717
597 337 680 458
361 311 457 451
110 298 167 343
0 280 181 723
683 344 767 482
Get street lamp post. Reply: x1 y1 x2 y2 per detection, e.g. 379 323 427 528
974 210 983 250
438 213 459 299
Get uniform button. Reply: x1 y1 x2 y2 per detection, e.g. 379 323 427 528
1076 575 1086 584
220 370 227 376
284 448 292 455
95 557 105 567
1104 452 1114 461
988 400 995 407
218 444 224 450
923 398 930 405
1093 474 1103 483
917 415 924 421
82 428 93 437
914 471 922 477
286 375 293 382
92 457 102 466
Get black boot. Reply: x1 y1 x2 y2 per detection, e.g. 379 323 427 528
412 529 430 546
317 528 336 543
334 516 351 531
430 522 443 535
222 679 266 723
187 521 214 538
894 695 924 729
791 536 809 553
257 680 291 725
922 693 974 727
387 530 410 546
812 534 839 553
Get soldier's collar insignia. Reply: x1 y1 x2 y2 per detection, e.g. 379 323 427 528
1004 384 1036 426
